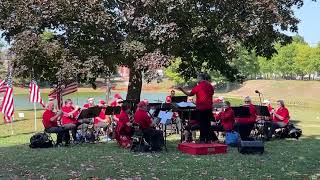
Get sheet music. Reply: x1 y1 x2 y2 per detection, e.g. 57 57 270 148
158 111 173 124
176 102 196 108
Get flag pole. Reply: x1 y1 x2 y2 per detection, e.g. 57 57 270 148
11 117 14 135
34 102 37 132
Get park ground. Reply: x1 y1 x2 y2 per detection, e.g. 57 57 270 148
0 80 319 179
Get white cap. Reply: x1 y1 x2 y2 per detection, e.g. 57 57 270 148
263 99 270 104
88 97 94 102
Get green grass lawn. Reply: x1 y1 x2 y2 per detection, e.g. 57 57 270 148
0 94 319 179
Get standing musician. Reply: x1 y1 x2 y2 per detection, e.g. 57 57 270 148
178 73 215 143
234 96 257 141
165 90 175 103
134 101 164 151
61 99 80 141
42 101 70 146
267 100 290 140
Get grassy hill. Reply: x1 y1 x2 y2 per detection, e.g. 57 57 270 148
221 80 320 106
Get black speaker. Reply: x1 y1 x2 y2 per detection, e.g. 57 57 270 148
238 140 264 154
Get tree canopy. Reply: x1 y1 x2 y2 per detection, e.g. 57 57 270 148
0 0 309 99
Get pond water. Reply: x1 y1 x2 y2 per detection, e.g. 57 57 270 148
13 91 169 110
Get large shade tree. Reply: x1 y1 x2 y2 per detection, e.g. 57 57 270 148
0 0 310 100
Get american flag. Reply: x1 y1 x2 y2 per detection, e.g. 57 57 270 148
0 79 7 93
1 70 14 122
48 82 78 99
29 80 45 107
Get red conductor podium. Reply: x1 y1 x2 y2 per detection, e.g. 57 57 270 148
178 143 227 155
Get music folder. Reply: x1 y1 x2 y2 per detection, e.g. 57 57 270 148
254 105 271 117
105 106 121 115
77 106 102 120
231 106 250 118
158 111 173 124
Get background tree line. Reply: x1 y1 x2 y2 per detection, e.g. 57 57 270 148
165 35 320 87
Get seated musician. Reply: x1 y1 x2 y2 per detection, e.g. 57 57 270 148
115 103 133 148
94 100 110 142
267 100 290 140
61 99 80 141
165 90 175 103
83 97 95 109
212 101 235 132
263 99 273 113
110 94 123 123
234 96 257 141
134 101 164 151
42 101 70 146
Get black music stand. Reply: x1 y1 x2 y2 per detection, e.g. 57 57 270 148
173 102 197 142
232 106 250 118
148 103 163 111
77 106 102 120
255 105 270 117
171 96 188 103
158 111 174 152
120 99 139 112
105 106 121 115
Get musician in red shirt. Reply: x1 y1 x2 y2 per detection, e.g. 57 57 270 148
94 100 109 141
179 73 215 143
267 100 290 139
61 99 80 141
134 101 164 151
165 90 175 103
42 101 70 145
234 96 257 140
83 97 95 109
115 103 133 148
212 101 235 132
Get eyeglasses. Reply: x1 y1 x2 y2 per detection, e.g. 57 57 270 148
245 101 250 103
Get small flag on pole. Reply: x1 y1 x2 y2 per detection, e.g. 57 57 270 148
29 80 45 107
48 82 78 99
1 70 14 123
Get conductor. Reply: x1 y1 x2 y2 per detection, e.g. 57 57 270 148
178 73 215 143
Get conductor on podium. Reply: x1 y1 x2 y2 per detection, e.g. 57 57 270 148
178 73 215 143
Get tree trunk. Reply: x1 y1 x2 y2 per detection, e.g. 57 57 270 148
126 67 142 102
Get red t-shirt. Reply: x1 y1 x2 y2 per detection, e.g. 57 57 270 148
134 109 152 129
94 109 106 124
235 104 257 124
110 100 117 107
165 96 172 103
267 105 273 113
42 110 58 129
61 106 78 125
190 81 214 110
83 103 93 109
273 107 290 124
216 107 235 131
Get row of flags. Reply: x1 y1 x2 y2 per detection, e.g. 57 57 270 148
0 72 78 123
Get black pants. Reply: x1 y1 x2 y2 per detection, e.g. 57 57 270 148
62 124 77 141
197 109 214 142
234 123 255 141
45 127 70 144
142 128 164 150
